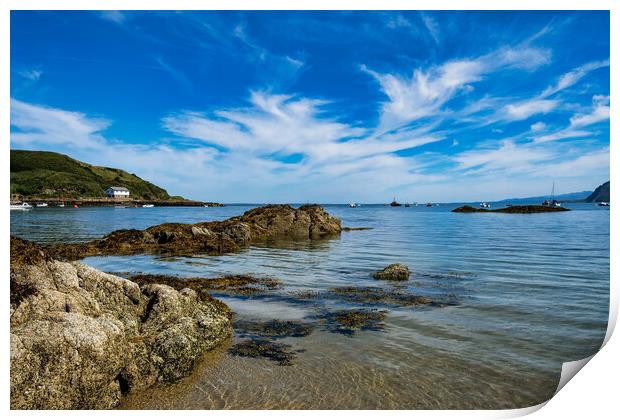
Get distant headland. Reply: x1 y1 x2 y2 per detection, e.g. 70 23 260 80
10 150 222 207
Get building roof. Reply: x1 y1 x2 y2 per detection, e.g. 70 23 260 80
107 186 129 192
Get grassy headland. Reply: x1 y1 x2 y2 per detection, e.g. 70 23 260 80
11 150 172 200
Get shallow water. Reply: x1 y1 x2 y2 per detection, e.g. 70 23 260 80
11 203 610 409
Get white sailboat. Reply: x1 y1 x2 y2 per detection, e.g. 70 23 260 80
542 181 562 207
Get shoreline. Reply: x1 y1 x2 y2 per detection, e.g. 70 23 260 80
10 198 224 207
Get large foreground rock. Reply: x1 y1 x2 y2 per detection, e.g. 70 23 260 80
10 237 232 409
49 204 342 260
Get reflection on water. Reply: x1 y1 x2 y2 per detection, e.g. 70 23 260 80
11 203 609 409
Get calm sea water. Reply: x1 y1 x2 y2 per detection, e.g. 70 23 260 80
10 203 610 409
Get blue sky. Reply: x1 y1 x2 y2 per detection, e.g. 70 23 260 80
10 11 610 203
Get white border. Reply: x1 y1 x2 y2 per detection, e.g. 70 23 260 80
2 1 617 419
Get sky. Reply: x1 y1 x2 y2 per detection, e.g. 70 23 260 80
10 11 610 203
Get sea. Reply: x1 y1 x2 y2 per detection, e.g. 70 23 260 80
10 202 610 409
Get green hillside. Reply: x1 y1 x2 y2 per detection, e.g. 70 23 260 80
10 150 172 200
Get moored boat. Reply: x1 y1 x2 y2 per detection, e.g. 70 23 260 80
542 181 562 207
36 203 48 207
390 197 402 207
10 202 33 211
598 202 610 207
142 204 155 208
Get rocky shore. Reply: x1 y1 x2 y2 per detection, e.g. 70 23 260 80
10 237 232 409
452 205 570 213
49 204 342 260
10 205 343 409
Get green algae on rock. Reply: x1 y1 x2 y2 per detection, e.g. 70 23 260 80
48 204 342 260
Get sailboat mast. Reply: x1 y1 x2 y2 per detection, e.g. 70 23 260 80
552 181 555 200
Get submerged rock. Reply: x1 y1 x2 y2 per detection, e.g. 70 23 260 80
10 237 232 410
228 338 299 366
49 204 342 260
373 263 411 281
129 273 280 299
233 319 315 338
319 309 387 336
329 287 433 307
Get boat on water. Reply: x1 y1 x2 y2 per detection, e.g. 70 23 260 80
142 204 155 208
390 197 402 207
426 203 433 207
404 203 410 207
57 203 65 208
479 202 491 208
598 202 610 207
542 181 562 207
349 203 360 208
11 202 33 211
36 203 48 207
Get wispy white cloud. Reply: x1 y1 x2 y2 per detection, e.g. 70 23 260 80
154 56 192 88
503 99 558 121
362 45 551 132
540 59 610 98
420 12 440 44
533 129 592 144
10 99 109 149
570 95 610 128
99 11 127 24
163 91 443 164
18 69 42 81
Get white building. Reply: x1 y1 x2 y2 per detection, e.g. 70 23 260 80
106 186 130 198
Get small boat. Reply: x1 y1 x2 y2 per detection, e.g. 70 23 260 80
349 203 360 208
426 203 433 207
142 204 155 208
479 202 491 208
404 203 410 207
36 203 48 207
58 203 65 208
10 202 33 211
542 181 562 207
598 202 610 207
390 197 402 207
73 204 79 208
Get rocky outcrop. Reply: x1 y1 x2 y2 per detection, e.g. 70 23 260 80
10 237 232 409
585 181 610 203
49 204 342 260
372 264 411 281
452 205 570 213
